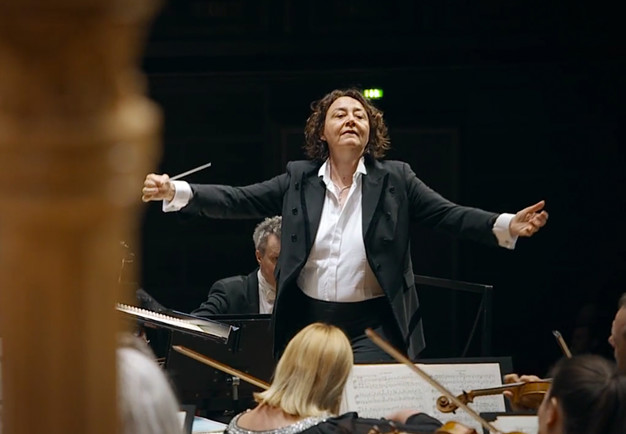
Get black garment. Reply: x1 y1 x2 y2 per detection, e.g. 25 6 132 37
182 157 499 359
226 411 443 434
290 289 404 363
191 269 261 316
136 288 168 312
316 412 443 434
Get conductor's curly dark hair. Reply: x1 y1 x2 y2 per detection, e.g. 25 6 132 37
303 89 390 161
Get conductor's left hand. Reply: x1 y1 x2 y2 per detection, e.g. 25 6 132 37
509 200 549 237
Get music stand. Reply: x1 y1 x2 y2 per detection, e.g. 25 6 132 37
414 274 493 358
178 404 196 434
479 411 538 434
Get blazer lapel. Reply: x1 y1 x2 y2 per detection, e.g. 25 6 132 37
248 269 260 312
302 170 326 250
362 159 387 239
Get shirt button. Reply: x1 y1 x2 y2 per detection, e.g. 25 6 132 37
292 208 298 215
291 234 298 242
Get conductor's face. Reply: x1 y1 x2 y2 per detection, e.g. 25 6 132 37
256 233 280 289
321 96 370 156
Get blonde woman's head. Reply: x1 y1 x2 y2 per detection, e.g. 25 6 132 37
254 323 353 417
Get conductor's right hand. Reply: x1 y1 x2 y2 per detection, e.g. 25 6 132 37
142 173 176 202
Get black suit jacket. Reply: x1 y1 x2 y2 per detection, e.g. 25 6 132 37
191 269 260 316
182 157 499 359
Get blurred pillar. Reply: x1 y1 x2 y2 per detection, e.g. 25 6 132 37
0 1 162 433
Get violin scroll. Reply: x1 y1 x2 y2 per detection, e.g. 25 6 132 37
436 392 472 413
436 380 551 414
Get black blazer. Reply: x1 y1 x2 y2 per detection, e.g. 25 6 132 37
191 269 260 316
183 157 499 359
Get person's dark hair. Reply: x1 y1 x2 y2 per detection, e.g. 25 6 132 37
618 293 626 309
547 354 626 434
303 88 390 161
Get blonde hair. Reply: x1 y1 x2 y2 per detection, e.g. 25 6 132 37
254 323 353 417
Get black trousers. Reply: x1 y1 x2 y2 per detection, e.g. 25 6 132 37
289 288 406 364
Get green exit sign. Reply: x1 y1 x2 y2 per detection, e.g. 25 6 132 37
363 89 383 99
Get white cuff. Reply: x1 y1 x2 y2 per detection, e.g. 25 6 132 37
162 180 192 212
492 213 518 250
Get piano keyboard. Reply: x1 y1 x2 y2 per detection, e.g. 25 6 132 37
116 303 233 343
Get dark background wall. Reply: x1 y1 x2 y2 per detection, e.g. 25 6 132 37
136 0 626 375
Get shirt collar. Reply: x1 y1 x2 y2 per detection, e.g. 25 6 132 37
318 156 367 185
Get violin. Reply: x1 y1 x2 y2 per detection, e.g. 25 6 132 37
435 421 479 434
436 380 552 413
365 328 528 434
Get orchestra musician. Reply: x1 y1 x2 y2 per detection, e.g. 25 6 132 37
191 215 281 316
142 87 549 362
536 354 626 434
117 333 184 434
224 322 443 434
135 216 280 317
504 292 626 410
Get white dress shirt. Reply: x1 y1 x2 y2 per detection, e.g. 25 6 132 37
297 158 384 302
257 270 275 314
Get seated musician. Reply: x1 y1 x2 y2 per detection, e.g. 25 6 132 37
117 333 184 434
191 215 281 316
225 322 443 434
504 292 626 410
536 354 626 434
134 215 281 316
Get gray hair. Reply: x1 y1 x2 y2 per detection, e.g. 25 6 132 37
619 293 626 309
253 216 282 253
117 338 183 434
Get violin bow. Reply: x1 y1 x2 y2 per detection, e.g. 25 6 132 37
365 328 503 434
551 330 573 358
172 345 270 390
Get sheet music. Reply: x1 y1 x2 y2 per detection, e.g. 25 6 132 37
341 362 507 434
489 415 538 434
192 416 227 433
